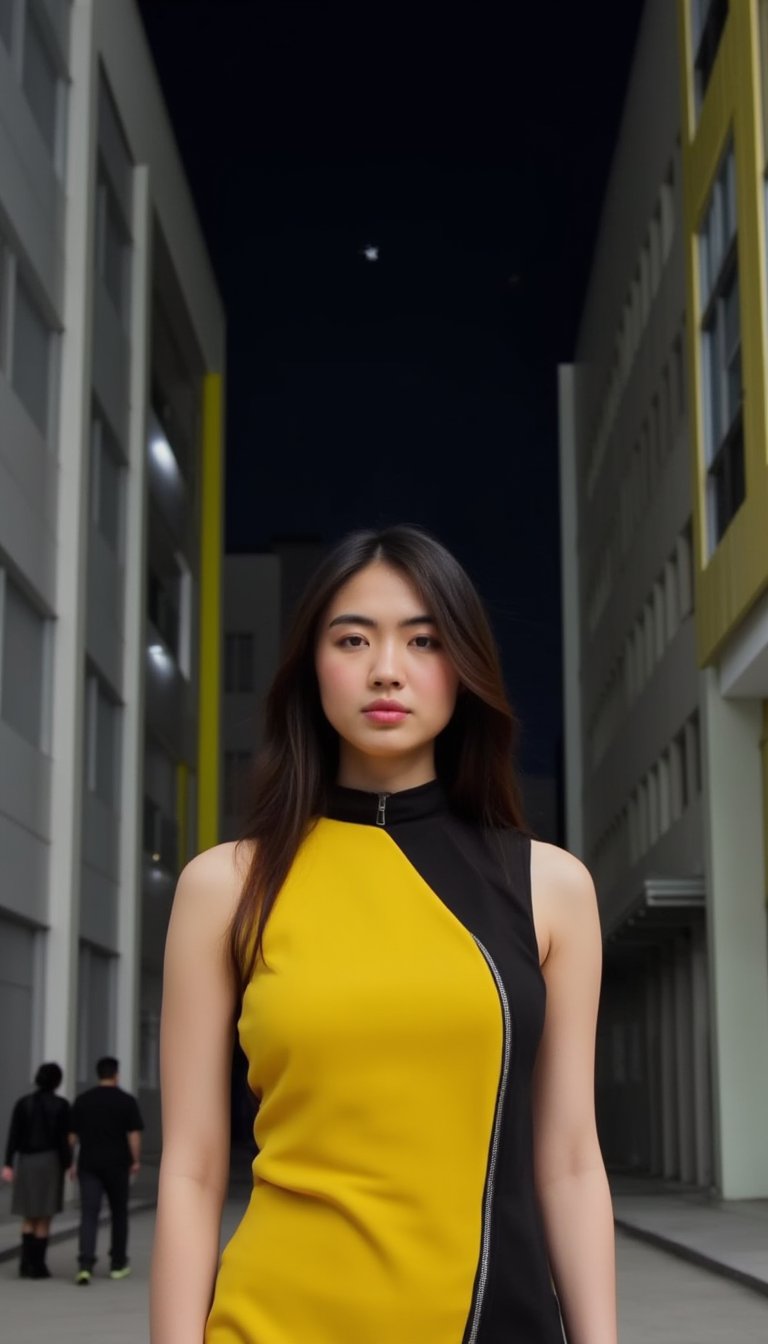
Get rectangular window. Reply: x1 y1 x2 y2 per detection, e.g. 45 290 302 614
225 632 255 694
675 726 690 810
653 581 666 660
85 673 121 807
96 167 129 324
658 752 671 835
648 767 659 846
674 334 686 416
12 274 51 436
686 713 702 795
700 144 744 547
643 601 655 678
669 736 688 817
638 780 648 855
90 415 124 556
693 0 729 107
1 575 47 746
677 523 694 617
0 0 14 50
148 568 180 657
664 557 678 642
22 4 60 158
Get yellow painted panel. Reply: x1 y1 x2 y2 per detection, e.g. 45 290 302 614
198 371 224 851
678 0 768 666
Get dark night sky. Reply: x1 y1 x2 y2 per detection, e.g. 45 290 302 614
136 0 644 776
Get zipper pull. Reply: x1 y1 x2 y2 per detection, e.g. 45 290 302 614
376 793 390 826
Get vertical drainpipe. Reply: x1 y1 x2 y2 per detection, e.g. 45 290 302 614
197 372 224 852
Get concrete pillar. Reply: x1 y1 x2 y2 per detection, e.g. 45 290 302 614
44 0 98 1083
673 936 695 1183
701 669 768 1197
690 921 712 1188
114 165 151 1094
660 948 679 1178
645 957 662 1175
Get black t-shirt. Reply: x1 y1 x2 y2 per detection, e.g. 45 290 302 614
70 1086 144 1173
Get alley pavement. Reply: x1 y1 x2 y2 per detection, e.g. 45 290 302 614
3 1170 768 1341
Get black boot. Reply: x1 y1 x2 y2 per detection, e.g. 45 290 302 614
18 1232 35 1278
29 1237 51 1279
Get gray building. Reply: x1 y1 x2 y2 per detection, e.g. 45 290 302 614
559 0 711 1186
0 0 224 1155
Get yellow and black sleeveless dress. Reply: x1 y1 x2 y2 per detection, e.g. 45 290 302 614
206 780 564 1344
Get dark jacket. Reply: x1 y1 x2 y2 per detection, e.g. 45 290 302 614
4 1090 72 1170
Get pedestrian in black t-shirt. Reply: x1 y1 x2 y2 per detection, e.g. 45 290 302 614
2 1062 71 1278
68 1056 144 1285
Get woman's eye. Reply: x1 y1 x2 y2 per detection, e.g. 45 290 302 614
411 635 440 649
338 634 367 648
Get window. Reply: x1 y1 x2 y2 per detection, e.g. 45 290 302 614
686 713 702 795
143 794 178 869
653 581 665 660
693 0 729 106
90 415 124 555
12 274 51 435
85 673 121 807
674 727 689 811
643 601 654 679
700 143 744 547
664 557 678 642
96 167 129 323
673 334 686 416
1 575 48 746
225 632 255 694
0 0 14 50
148 567 180 656
677 523 694 616
658 753 671 835
22 3 60 158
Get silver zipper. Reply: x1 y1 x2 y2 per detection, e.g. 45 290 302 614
465 936 512 1344
376 793 390 826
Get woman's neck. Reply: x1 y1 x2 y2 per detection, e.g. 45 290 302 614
336 747 437 794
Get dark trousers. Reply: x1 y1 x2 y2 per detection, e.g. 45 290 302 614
77 1167 130 1270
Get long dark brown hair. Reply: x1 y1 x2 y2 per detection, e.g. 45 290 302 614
230 525 526 988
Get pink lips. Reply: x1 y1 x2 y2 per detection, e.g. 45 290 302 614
362 699 411 725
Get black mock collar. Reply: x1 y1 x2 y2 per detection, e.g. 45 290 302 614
326 777 448 827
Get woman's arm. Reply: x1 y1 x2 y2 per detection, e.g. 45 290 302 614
2 1098 23 1180
530 842 617 1344
149 842 244 1344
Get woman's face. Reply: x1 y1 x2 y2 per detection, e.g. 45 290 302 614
315 561 460 787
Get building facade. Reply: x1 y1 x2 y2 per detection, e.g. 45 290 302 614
0 0 224 1153
560 0 768 1200
676 0 768 1200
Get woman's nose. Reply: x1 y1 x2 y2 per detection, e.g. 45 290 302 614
369 644 404 689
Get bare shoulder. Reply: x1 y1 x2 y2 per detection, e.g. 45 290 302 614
171 839 255 928
529 841 599 960
530 839 595 901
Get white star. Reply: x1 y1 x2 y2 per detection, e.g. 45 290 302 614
361 244 379 262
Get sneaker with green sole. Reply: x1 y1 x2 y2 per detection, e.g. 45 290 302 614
109 1266 132 1280
75 1270 91 1285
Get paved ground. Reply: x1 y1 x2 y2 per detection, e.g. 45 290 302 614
2 1200 768 1343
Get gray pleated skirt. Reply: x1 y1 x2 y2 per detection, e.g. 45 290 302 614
11 1150 64 1218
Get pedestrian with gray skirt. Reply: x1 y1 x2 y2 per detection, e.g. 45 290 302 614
1 1062 72 1279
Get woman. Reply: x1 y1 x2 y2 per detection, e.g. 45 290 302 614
2 1062 72 1278
151 525 617 1344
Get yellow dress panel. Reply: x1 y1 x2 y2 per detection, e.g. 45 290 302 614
205 819 504 1344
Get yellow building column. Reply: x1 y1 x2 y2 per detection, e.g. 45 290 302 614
197 372 224 852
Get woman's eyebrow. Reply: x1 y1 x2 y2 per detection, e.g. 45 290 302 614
327 613 435 629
